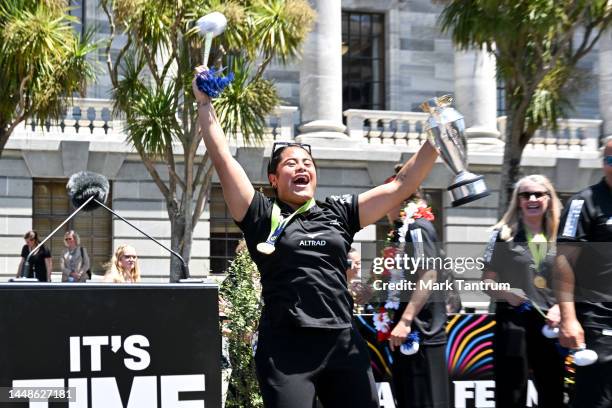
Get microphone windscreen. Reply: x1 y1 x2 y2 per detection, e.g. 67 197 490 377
66 171 110 211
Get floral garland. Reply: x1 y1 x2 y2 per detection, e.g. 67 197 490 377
371 201 434 342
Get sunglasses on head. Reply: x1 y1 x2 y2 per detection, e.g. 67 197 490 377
518 191 548 199
271 142 312 155
604 155 612 166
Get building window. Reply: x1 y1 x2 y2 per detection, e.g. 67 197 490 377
342 11 385 111
33 179 112 276
209 185 275 274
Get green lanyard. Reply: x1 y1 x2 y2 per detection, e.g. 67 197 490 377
257 198 316 255
526 230 547 270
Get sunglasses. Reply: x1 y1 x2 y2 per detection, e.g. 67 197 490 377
604 155 612 166
64 237 73 241
272 142 312 155
518 191 548 199
122 255 138 260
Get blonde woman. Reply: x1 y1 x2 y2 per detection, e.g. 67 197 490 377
482 175 565 408
61 230 90 282
103 244 141 283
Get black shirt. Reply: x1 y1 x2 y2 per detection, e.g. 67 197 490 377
236 192 360 329
20 244 51 282
393 218 447 345
558 178 612 331
483 227 556 312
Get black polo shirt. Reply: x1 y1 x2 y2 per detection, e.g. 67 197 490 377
236 191 360 329
558 178 612 332
483 227 556 312
393 218 447 345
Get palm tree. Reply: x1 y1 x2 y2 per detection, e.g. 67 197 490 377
0 0 96 157
438 0 612 211
101 0 315 281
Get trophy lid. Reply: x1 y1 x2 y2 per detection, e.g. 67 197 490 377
420 94 454 113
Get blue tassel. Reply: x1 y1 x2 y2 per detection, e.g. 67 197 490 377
516 300 532 313
406 331 420 345
195 67 234 98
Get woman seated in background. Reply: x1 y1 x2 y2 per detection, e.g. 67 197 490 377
61 230 90 282
103 244 141 283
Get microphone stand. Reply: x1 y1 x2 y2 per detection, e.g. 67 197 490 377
21 195 97 279
93 199 190 280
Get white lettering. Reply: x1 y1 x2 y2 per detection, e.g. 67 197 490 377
70 337 80 372
161 374 205 408
11 379 63 408
82 336 109 372
376 382 396 408
123 335 150 371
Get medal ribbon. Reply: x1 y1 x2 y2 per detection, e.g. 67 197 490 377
526 230 547 271
262 198 316 249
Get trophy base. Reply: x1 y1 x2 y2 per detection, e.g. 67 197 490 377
448 172 490 207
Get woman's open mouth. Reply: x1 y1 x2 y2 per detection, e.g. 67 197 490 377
293 175 310 186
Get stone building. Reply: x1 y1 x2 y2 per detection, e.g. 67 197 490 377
1 0 610 308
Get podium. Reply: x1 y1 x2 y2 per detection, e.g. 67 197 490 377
0 283 221 407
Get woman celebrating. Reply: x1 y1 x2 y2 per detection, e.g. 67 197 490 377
193 67 438 408
482 174 566 407
16 230 52 281
103 244 140 283
61 230 90 282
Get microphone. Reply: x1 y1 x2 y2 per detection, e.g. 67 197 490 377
67 171 110 211
17 172 190 281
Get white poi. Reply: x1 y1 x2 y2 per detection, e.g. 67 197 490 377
196 12 227 66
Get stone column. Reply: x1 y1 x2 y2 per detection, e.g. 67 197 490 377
296 0 347 143
599 31 612 138
454 47 501 144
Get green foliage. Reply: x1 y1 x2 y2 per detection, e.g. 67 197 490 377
220 243 263 408
439 0 612 209
102 0 314 278
439 0 612 136
0 0 96 153
214 59 278 143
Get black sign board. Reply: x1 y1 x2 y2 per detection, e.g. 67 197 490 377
0 283 221 408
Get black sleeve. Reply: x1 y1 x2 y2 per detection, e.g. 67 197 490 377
43 246 51 259
482 229 505 273
558 193 591 242
235 191 273 240
407 220 439 260
20 245 28 258
324 194 361 236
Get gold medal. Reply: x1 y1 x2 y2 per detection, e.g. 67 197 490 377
533 276 547 289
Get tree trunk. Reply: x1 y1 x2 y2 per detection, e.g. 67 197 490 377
170 214 187 282
498 100 529 217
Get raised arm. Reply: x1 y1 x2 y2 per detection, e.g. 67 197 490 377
358 142 438 228
193 66 254 222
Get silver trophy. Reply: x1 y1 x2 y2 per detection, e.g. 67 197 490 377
421 95 490 207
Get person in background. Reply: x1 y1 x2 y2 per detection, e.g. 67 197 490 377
555 138 612 408
103 244 141 283
61 230 90 282
482 174 565 408
346 247 362 283
384 188 450 408
16 230 52 282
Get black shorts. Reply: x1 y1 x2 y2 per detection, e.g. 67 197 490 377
254 322 379 408
391 343 450 408
573 327 612 408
